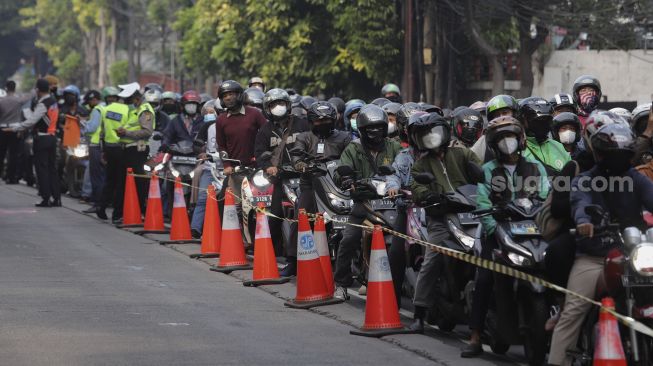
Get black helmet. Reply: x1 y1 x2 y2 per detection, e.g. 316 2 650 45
371 97 391 107
328 97 346 114
451 107 483 147
144 83 163 93
519 97 553 142
396 102 423 128
486 94 519 121
486 116 526 155
290 94 302 108
550 93 576 113
381 83 401 102
243 87 265 109
218 80 244 109
552 112 581 143
308 101 337 122
300 96 317 111
263 88 291 120
345 98 365 108
582 110 629 153
408 112 452 152
356 104 388 131
199 93 212 106
382 102 402 116
591 123 635 160
418 102 444 116
572 75 602 105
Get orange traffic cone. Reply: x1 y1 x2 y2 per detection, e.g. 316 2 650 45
158 177 200 244
314 214 335 295
119 167 143 227
285 209 343 309
210 188 252 273
351 225 416 337
190 185 221 259
243 204 290 286
593 297 627 366
134 174 168 234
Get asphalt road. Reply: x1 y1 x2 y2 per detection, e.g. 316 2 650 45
0 183 526 366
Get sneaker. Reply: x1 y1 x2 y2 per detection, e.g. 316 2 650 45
51 198 62 207
279 261 297 277
334 286 350 301
408 318 425 333
35 199 51 207
95 208 108 220
460 342 483 358
358 285 367 295
191 229 201 239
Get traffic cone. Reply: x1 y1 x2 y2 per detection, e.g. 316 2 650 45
243 204 291 286
314 214 335 295
190 185 221 259
285 209 343 309
134 174 168 234
119 167 142 228
593 297 627 366
351 225 416 337
210 188 252 273
158 177 200 245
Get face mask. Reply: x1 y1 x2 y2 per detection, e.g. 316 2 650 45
387 95 401 103
599 154 631 175
421 132 443 150
350 118 358 131
271 104 287 117
361 127 386 149
203 113 217 123
558 130 576 145
498 136 519 155
580 94 599 113
529 118 551 143
312 123 333 139
460 127 479 146
184 104 198 115
387 122 397 135
162 104 177 114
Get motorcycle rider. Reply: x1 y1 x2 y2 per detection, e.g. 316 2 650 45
327 97 346 130
280 101 352 276
381 83 402 103
519 97 571 174
161 90 203 152
248 76 265 91
81 88 106 211
471 95 520 162
243 87 265 111
550 93 577 117
382 102 402 141
548 122 653 366
161 91 179 118
396 102 424 148
406 112 482 331
343 100 364 139
464 116 549 357
450 107 484 148
551 112 582 159
144 89 170 133
333 104 402 300
572 75 602 126
60 84 89 198
254 88 310 253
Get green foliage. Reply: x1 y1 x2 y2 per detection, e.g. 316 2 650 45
109 60 129 85
19 65 37 92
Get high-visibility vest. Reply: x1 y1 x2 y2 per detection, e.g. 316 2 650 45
89 104 105 145
46 103 59 135
101 102 130 144
120 102 155 144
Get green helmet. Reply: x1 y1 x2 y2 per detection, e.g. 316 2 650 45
486 94 519 121
161 91 177 101
101 86 120 100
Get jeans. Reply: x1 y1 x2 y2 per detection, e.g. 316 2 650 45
190 169 215 232
82 160 92 198
88 146 106 205
412 217 450 308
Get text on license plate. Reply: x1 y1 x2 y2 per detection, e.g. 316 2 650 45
510 222 540 235
172 156 197 164
371 199 394 209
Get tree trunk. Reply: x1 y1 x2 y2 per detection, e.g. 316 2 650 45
463 0 504 95
128 7 136 82
98 8 107 88
110 14 117 66
515 4 548 98
490 55 504 96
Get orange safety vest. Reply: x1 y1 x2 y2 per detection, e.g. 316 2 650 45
46 104 59 135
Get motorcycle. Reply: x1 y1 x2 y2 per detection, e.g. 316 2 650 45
568 205 653 366
64 137 89 197
162 140 198 212
473 196 551 366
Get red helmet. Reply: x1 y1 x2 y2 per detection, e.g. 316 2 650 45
181 90 201 105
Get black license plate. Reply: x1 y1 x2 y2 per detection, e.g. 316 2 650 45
370 199 394 210
253 195 272 207
172 156 197 165
623 275 653 287
510 221 540 236
332 215 349 229
458 212 479 226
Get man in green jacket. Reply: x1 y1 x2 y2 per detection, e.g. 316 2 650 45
333 105 402 300
519 97 570 174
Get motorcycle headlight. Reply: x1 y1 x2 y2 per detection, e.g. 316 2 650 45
508 252 531 267
154 163 164 172
171 168 180 178
631 244 653 276
72 144 88 158
447 219 475 250
328 193 349 209
144 165 152 172
189 170 195 179
252 170 270 187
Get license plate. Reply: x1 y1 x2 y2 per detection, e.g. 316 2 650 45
622 275 653 287
332 215 350 229
510 221 540 236
458 212 479 226
172 156 197 164
370 199 394 210
253 195 272 207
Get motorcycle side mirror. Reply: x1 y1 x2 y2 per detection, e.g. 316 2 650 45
414 172 435 184
466 161 484 184
152 134 162 141
219 151 229 159
378 165 395 176
336 165 355 177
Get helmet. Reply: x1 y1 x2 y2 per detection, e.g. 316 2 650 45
371 97 391 107
631 103 651 136
396 102 424 129
381 83 401 96
263 88 291 120
62 85 81 99
552 112 582 143
356 104 388 131
181 90 201 105
144 89 162 105
200 93 212 105
519 97 553 142
572 75 602 105
486 94 519 121
213 98 224 112
345 99 365 108
248 76 265 90
418 102 444 116
101 86 120 100
382 102 402 116
300 96 317 111
307 101 337 123
201 99 218 115
486 116 526 154
328 97 345 114
344 101 364 120
144 83 163 93
469 101 486 113
161 91 176 101
407 112 451 151
590 123 636 158
243 87 265 109
218 80 244 108
550 93 576 113
451 107 484 147
583 110 629 152
286 88 298 96
609 107 632 125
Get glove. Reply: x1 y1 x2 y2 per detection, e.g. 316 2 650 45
340 177 354 190
294 161 308 172
422 192 441 205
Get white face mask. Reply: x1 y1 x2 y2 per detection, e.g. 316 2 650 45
184 103 197 115
498 136 519 155
350 118 358 131
387 122 397 134
422 132 443 149
558 130 576 145
271 104 287 117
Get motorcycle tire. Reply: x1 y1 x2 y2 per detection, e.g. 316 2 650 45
489 339 510 355
523 295 548 366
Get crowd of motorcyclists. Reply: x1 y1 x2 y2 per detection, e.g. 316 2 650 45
1 73 653 366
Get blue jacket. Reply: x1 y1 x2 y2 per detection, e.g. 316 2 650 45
161 113 203 150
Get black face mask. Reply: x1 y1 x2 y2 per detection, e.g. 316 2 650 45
460 127 479 146
162 104 177 115
528 117 551 143
386 95 401 103
599 153 632 175
50 87 58 94
361 126 386 150
312 123 334 139
64 94 77 106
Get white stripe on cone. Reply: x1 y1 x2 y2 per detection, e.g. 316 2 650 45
222 204 240 231
297 231 319 261
173 186 186 208
368 249 392 282
149 178 161 199
255 213 271 239
314 225 329 257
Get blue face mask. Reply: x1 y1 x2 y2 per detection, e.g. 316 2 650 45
203 113 216 123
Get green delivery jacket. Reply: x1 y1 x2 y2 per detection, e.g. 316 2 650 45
523 137 570 174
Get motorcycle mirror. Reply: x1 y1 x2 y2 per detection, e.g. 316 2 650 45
152 134 162 141
336 165 355 177
414 172 435 184
466 161 484 184
377 165 395 176
219 151 229 159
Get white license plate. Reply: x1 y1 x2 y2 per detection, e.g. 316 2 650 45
371 199 394 210
172 156 197 164
253 195 272 207
332 215 349 229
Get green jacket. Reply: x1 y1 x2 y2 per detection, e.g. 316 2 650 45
336 138 402 185
523 137 570 173
410 146 481 204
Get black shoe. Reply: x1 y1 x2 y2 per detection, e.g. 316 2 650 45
96 208 108 220
409 318 425 333
35 199 51 207
83 206 97 214
280 261 297 277
191 229 201 239
460 342 483 358
112 217 122 225
6 179 18 185
51 198 62 207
